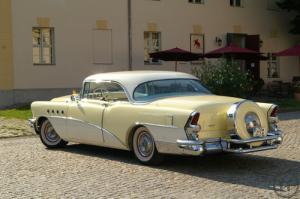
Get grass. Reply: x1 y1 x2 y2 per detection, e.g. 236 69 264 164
0 105 32 120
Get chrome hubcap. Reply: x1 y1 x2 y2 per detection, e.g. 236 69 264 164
44 123 59 143
137 132 154 157
245 112 263 137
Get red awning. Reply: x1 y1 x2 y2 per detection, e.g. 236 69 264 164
275 44 300 56
205 43 258 59
150 47 202 61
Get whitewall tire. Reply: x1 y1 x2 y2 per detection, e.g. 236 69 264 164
40 120 67 148
133 127 163 165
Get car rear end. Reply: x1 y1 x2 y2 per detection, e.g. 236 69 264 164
177 100 283 155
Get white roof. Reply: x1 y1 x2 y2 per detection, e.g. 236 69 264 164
84 70 198 100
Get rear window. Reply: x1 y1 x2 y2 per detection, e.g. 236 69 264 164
133 79 211 101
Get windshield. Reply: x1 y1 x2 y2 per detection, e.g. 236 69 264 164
133 79 211 101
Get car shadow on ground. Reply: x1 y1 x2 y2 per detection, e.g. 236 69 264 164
57 144 300 192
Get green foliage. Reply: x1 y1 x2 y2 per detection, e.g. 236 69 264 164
0 105 32 120
277 0 300 34
192 59 254 98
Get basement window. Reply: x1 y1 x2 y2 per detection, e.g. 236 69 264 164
32 27 55 65
189 0 204 4
230 0 243 7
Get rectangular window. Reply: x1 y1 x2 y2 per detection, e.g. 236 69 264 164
230 0 242 7
32 27 55 64
92 29 112 64
189 0 204 4
144 31 161 64
267 53 280 78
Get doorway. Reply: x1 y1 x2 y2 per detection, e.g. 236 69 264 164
227 33 261 80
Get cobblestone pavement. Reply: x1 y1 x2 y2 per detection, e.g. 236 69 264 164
0 112 299 198
0 117 33 138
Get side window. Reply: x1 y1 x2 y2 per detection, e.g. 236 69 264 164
82 82 91 99
82 82 128 101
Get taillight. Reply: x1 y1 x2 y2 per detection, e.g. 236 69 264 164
270 106 278 117
190 112 200 125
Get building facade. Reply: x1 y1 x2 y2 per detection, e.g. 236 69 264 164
0 0 299 108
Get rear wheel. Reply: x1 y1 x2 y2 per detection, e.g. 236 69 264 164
132 127 163 165
40 119 67 148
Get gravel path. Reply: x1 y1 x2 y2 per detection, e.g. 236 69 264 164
0 112 299 198
0 117 33 138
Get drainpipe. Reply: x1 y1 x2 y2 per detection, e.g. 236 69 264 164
128 0 132 71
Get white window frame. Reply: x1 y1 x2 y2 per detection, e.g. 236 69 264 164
230 0 243 7
267 53 280 78
188 0 205 4
32 27 55 65
144 31 162 65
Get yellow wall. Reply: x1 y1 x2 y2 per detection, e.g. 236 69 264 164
0 0 14 90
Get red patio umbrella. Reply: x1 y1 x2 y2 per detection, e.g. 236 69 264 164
275 44 300 56
150 47 202 71
205 43 262 59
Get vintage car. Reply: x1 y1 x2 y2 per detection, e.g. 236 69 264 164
29 71 283 165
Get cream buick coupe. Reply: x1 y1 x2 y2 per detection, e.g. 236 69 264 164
29 71 283 165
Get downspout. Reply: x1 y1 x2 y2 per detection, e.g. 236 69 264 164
128 0 132 71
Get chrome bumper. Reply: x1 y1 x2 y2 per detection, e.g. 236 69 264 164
176 130 283 156
28 118 36 128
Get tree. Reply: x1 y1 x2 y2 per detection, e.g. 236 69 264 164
277 0 300 34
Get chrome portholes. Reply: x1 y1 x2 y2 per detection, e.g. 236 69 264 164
137 131 154 157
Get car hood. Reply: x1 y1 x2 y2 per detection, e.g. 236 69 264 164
51 95 71 102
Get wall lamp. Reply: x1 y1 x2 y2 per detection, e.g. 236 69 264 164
259 39 263 48
215 37 222 46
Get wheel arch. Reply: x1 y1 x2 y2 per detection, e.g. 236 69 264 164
126 124 147 151
35 116 48 134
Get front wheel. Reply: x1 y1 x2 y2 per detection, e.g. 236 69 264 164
132 127 163 165
40 119 68 148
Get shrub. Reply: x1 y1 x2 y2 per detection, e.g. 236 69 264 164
192 59 254 98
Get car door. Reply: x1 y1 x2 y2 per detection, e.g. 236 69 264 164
66 82 107 146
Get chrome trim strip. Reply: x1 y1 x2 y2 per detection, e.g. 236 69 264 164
47 116 127 148
222 132 282 144
177 139 204 146
28 118 36 128
223 145 278 153
227 100 249 129
136 122 178 129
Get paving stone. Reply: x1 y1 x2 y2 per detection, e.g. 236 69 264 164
0 112 299 198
